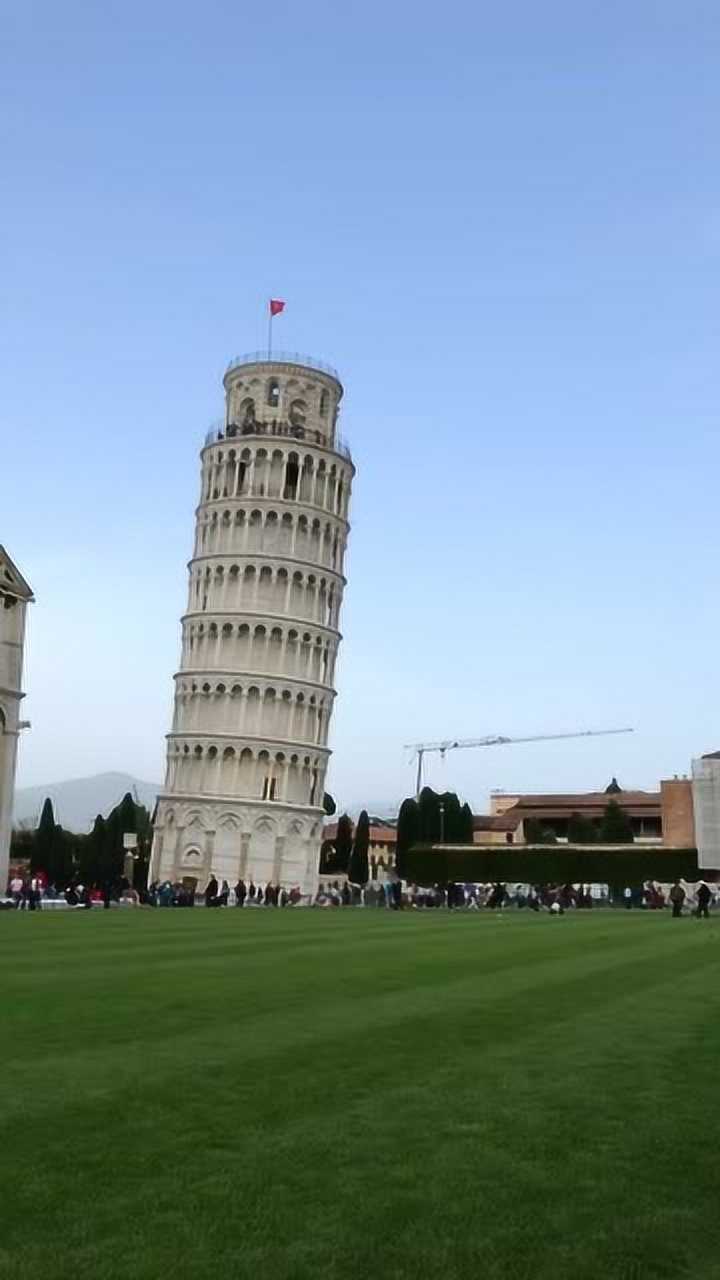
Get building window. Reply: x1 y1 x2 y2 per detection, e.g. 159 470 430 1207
267 379 280 408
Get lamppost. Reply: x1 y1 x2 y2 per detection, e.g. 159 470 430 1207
439 802 446 844
122 832 138 885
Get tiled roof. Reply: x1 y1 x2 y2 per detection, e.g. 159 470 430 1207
473 791 662 830
323 823 397 844
507 791 659 808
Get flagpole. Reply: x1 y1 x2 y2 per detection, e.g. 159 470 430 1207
267 303 272 360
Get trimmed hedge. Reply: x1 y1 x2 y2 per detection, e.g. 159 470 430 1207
405 844 701 886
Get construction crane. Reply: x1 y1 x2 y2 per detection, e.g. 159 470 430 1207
405 728 634 795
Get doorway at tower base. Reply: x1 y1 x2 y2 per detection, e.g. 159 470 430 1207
150 798 322 897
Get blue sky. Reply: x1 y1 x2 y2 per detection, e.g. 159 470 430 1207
2 0 719 814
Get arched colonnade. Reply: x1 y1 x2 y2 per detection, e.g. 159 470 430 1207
166 741 325 807
202 446 350 520
173 679 332 745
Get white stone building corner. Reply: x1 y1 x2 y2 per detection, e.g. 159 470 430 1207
0 546 34 890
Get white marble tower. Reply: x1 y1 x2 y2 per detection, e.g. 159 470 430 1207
0 547 34 890
150 353 354 893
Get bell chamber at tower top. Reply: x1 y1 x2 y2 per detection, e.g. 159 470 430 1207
202 354 350 459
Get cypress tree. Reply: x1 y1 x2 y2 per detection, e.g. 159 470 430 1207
568 812 597 844
32 798 57 877
53 827 76 887
460 802 474 844
599 800 634 844
82 814 107 886
439 791 463 843
334 813 354 873
417 787 441 843
348 810 370 886
396 797 420 880
103 792 139 885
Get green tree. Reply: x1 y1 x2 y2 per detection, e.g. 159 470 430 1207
598 800 634 844
102 791 151 886
567 812 597 844
417 787 441 843
348 810 370 886
334 813 354 873
80 814 107 886
460 802 474 844
525 818 557 845
32 798 59 878
438 790 463 843
396 797 420 880
53 827 77 887
323 792 337 817
395 789 473 879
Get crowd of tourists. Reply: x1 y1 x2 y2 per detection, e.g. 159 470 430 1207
3 872 143 910
151 877 307 908
3 870 717 917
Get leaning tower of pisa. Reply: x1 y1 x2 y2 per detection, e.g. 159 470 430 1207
150 352 354 895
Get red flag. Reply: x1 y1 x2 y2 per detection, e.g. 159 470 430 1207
269 299 285 316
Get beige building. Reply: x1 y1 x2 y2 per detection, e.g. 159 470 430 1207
474 780 697 848
0 548 33 889
150 353 354 893
323 821 398 879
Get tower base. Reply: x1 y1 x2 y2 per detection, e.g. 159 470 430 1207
150 795 322 897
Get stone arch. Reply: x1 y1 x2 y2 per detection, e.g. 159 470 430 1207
181 846 203 869
289 398 307 428
240 397 255 427
238 746 254 792
220 747 236 793
257 565 274 610
217 810 241 831
246 686 261 734
184 808 207 830
263 509 280 553
299 455 314 503
284 451 300 500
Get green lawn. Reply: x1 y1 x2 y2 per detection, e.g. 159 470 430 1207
2 908 720 1280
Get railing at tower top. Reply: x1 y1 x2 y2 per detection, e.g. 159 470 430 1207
225 351 341 381
203 418 353 461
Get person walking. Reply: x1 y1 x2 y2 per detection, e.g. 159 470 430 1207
623 886 633 910
204 874 218 907
235 879 246 908
9 873 23 909
669 880 686 919
696 880 711 920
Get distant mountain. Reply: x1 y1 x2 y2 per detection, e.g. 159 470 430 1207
14 772 161 833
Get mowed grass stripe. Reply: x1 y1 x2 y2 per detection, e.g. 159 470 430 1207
2 911 720 1280
1 912 701 1066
